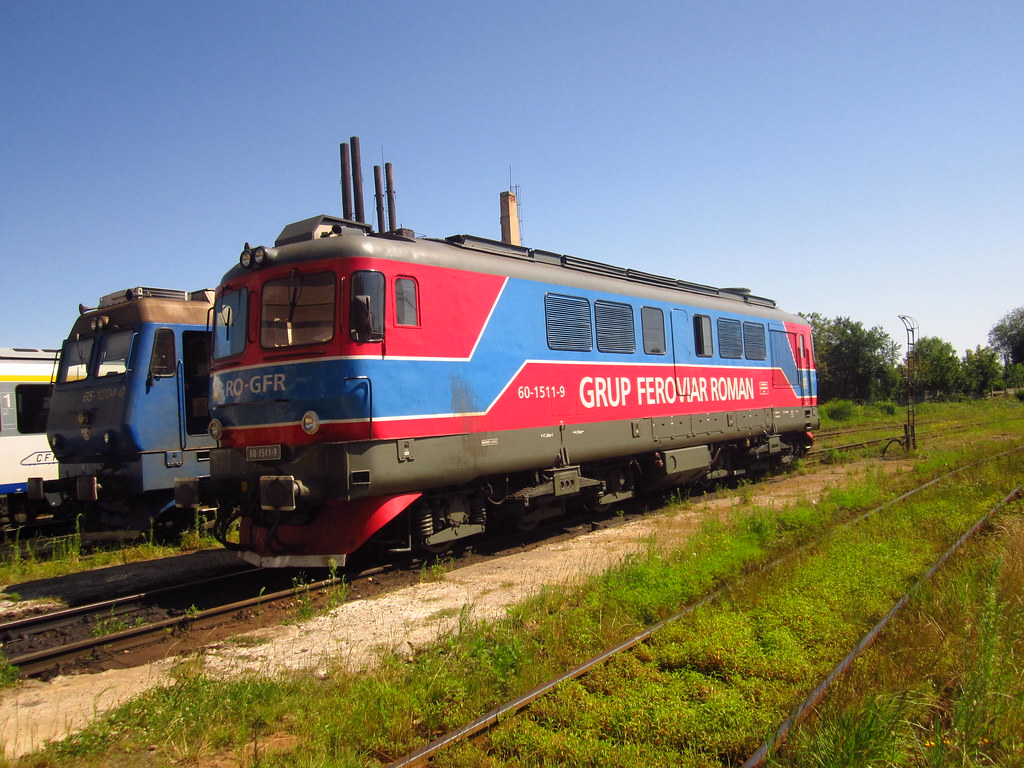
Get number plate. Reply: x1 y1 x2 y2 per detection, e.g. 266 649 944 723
246 444 282 462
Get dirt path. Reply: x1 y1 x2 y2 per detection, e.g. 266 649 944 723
0 462 890 759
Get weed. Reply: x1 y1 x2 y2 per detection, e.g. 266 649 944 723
420 555 454 582
824 399 856 422
0 655 20 688
292 573 313 620
92 608 146 637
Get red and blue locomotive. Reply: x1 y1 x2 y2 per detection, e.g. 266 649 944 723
178 214 818 568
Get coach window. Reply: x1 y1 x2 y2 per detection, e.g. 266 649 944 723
261 271 336 348
350 270 385 343
150 329 176 378
58 338 94 383
641 307 666 355
693 315 713 357
743 322 767 360
16 385 50 434
545 294 592 351
595 301 635 353
97 330 135 377
717 319 742 359
395 277 419 327
213 287 248 359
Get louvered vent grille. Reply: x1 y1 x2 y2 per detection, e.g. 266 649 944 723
743 322 767 360
545 294 592 351
595 301 635 353
718 318 743 359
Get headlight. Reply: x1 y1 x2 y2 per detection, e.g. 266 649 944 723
301 410 320 435
240 243 253 269
253 246 267 266
209 419 224 440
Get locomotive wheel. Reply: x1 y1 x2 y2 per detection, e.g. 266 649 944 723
417 539 454 556
513 515 540 532
1 498 35 527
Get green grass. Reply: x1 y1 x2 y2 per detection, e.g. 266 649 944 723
6 402 1024 767
0 525 220 590
770 507 1024 768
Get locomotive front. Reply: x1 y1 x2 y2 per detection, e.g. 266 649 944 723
183 216 430 567
34 287 215 532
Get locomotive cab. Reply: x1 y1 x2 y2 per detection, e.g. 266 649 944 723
34 287 215 532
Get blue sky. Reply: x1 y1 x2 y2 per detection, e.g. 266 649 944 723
2 1 1021 357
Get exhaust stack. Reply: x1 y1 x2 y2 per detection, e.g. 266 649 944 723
350 136 365 224
385 162 397 232
373 165 386 233
339 143 354 220
340 137 398 233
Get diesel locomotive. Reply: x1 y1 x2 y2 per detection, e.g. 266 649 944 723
29 287 216 533
177 215 818 568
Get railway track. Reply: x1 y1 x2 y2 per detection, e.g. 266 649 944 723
380 448 1024 767
0 501 648 680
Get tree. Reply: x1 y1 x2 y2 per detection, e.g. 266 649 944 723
806 314 899 402
1004 363 1024 390
962 346 1002 396
989 306 1024 365
912 336 963 400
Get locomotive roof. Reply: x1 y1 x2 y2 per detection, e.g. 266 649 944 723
67 291 214 339
226 215 804 323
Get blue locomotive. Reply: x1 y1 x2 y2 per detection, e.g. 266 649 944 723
29 287 216 534
177 215 818 568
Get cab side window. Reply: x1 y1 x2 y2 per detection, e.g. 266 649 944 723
395 277 419 327
150 329 176 378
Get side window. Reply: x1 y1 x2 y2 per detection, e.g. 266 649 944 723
213 287 248 360
349 270 385 343
595 301 635 354
150 329 176 378
58 337 94 383
693 315 713 357
16 384 51 434
717 318 743 359
743 322 767 360
96 330 135 376
641 307 666 355
545 294 592 352
395 277 419 327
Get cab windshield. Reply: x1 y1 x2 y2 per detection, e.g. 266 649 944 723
260 271 336 348
57 338 94 383
96 330 134 377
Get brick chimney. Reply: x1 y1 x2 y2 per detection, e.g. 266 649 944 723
500 191 521 246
